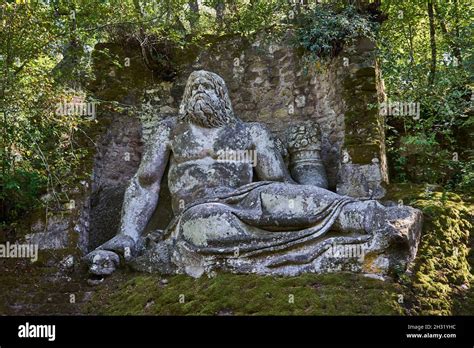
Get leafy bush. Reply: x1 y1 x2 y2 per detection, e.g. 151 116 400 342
0 169 46 223
295 4 378 61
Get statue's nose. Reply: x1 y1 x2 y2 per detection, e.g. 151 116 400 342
197 84 205 92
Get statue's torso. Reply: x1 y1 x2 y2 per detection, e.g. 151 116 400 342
168 122 255 209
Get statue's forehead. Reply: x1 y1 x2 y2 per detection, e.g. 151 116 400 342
190 74 213 84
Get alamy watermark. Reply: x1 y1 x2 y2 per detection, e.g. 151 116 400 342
327 242 366 261
55 96 97 120
18 322 55 342
379 101 420 120
0 242 38 262
216 148 257 167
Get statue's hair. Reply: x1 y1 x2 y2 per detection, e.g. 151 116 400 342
178 70 237 128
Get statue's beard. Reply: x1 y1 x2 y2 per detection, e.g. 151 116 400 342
183 95 232 128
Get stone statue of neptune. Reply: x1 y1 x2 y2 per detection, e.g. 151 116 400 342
85 70 422 278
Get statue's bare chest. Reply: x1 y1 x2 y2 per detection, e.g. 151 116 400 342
170 123 252 162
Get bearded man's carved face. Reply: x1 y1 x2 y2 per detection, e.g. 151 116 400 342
179 70 237 128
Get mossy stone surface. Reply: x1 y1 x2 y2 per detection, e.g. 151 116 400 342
386 184 473 315
84 271 403 315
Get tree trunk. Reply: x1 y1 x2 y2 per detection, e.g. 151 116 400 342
215 1 225 30
434 2 462 66
427 1 437 85
188 0 199 31
453 0 462 64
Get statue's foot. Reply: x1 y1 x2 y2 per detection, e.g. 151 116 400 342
83 250 120 276
83 234 136 276
97 234 136 261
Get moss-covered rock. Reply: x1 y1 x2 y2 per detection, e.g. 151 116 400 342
85 271 403 315
386 184 473 315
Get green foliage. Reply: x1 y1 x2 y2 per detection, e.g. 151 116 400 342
0 169 45 222
224 1 290 36
379 0 473 193
295 4 378 62
1 1 95 223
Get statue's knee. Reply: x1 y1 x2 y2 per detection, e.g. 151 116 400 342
337 200 387 233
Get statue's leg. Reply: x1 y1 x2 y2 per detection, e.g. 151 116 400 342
177 183 421 253
245 183 419 237
175 184 421 275
331 198 421 242
177 183 383 241
239 183 345 228
243 183 421 271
